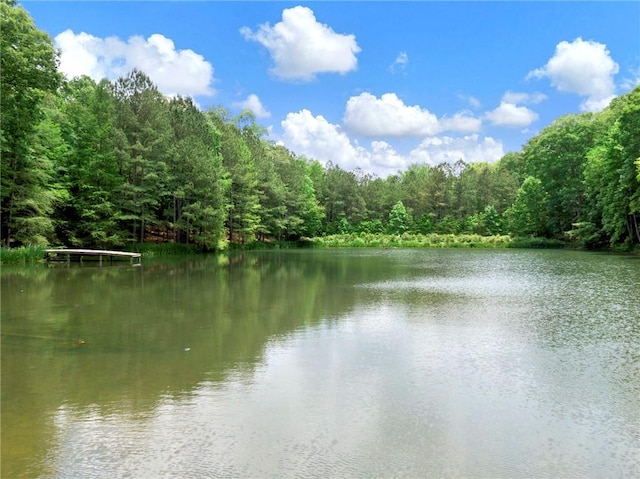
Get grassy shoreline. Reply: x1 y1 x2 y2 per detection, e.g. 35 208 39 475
3 235 636 265
0 243 202 265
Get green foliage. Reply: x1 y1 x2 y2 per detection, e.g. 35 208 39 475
314 233 512 249
1 0 63 246
2 3 637 252
388 201 410 234
166 96 229 249
322 164 367 231
522 113 598 237
507 176 549 237
356 219 385 234
55 77 122 247
0 245 46 264
209 108 260 243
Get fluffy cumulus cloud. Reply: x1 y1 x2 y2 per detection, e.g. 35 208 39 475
439 112 483 134
485 91 545 128
54 30 215 97
486 102 539 128
527 37 619 112
344 93 440 137
280 109 371 171
240 6 360 81
280 109 503 177
409 135 505 167
370 141 405 169
232 94 271 119
344 93 482 137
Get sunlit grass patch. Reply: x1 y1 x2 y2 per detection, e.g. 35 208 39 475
311 233 513 248
0 246 47 265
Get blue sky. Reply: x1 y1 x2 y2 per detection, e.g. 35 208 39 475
23 1 640 177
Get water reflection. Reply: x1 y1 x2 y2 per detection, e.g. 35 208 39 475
2 249 639 478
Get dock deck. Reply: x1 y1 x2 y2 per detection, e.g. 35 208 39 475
45 249 142 265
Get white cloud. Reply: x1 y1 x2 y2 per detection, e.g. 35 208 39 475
527 37 619 112
371 141 405 169
501 91 547 105
486 102 539 128
440 112 483 134
344 93 482 137
485 91 545 128
389 52 408 74
54 29 215 97
281 109 503 177
344 92 440 137
281 109 371 171
409 135 505 167
240 6 360 81
232 94 271 119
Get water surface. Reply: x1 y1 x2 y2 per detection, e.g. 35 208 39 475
2 249 639 478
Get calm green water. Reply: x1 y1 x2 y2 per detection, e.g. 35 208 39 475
2 249 639 478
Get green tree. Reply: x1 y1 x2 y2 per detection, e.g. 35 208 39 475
400 164 433 220
492 153 525 213
242 127 288 240
522 113 598 238
208 108 260 243
507 176 549 237
1 0 63 245
388 201 410 234
583 87 640 245
322 163 367 233
275 152 324 238
360 173 400 223
112 70 172 243
55 77 123 247
167 96 229 249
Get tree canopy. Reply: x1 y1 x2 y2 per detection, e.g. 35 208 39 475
2 2 638 250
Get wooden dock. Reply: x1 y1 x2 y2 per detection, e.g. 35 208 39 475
45 249 142 265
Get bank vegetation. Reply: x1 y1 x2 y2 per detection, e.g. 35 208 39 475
2 1 639 262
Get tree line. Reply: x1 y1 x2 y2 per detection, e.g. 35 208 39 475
2 0 639 250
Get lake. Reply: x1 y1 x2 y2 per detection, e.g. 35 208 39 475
2 248 639 478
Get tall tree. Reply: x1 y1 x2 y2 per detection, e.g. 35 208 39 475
276 152 325 238
507 176 549 237
112 70 172 243
583 87 640 245
242 123 288 240
56 77 123 247
388 201 410 234
323 163 367 233
208 108 260 243
522 113 597 238
167 96 229 249
1 0 63 245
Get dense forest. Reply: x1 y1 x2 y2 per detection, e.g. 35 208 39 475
2 1 639 251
